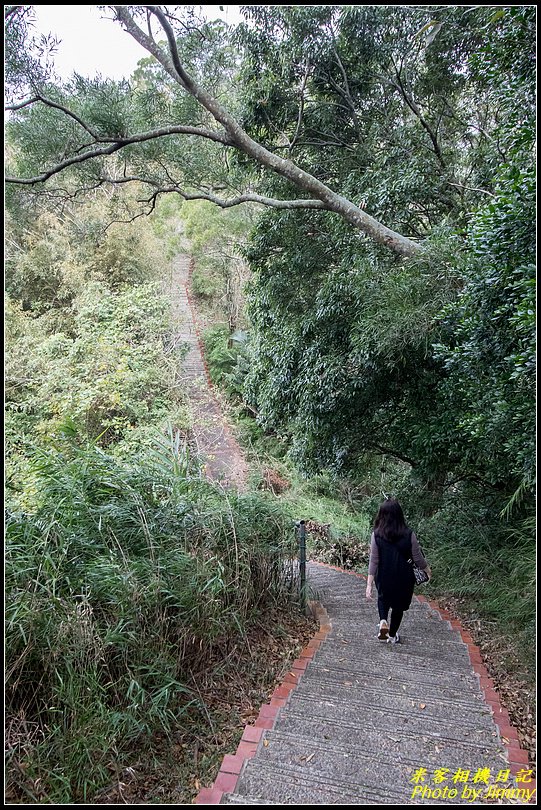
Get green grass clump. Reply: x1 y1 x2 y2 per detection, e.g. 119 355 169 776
410 498 536 671
5 433 298 803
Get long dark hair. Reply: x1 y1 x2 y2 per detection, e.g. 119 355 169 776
373 499 408 543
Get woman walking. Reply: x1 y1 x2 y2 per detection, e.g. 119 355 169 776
365 499 431 643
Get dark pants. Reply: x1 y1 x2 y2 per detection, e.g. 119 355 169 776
378 596 404 637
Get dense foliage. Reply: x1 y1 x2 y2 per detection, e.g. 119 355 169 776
6 434 296 802
4 188 298 802
5 194 182 504
236 6 535 501
231 6 535 652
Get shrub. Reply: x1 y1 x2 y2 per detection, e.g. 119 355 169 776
5 434 298 802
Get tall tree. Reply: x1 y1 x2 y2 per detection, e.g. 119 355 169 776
238 5 535 497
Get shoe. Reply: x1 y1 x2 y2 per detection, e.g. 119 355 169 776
387 632 401 644
377 620 389 640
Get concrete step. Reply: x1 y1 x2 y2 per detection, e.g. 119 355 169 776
274 700 495 747
292 676 490 715
259 725 507 773
297 669 483 708
316 633 470 658
229 758 465 805
327 614 455 627
318 635 471 661
305 657 482 691
222 796 283 805
289 685 494 726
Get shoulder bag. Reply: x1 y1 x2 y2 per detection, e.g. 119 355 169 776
407 531 430 585
408 558 430 585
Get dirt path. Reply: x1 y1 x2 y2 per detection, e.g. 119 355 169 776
171 251 249 490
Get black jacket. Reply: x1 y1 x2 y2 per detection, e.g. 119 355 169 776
374 530 416 610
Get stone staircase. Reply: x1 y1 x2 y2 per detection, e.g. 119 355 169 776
172 252 248 490
214 563 528 805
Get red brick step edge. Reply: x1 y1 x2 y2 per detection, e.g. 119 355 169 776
194 598 331 804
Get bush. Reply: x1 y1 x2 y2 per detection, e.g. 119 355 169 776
5 435 298 803
5 280 185 510
202 325 252 399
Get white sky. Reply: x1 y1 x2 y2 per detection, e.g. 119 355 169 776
30 5 245 82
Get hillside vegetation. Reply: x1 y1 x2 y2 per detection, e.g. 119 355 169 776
4 4 535 800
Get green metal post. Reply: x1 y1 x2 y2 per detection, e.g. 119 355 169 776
298 519 306 612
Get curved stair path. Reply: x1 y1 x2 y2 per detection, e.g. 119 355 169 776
196 563 533 805
172 252 248 490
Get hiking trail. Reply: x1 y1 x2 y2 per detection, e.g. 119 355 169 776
171 250 249 490
198 563 532 805
170 250 531 806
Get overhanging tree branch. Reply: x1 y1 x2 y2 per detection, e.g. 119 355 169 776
5 5 421 258
120 5 420 257
6 94 101 139
371 444 418 468
98 173 333 210
5 120 234 185
289 60 310 156
389 58 447 171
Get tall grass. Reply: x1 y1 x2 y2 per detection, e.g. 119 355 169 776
5 433 298 802
398 485 536 674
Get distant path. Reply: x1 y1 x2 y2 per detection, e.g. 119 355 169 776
171 251 249 490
